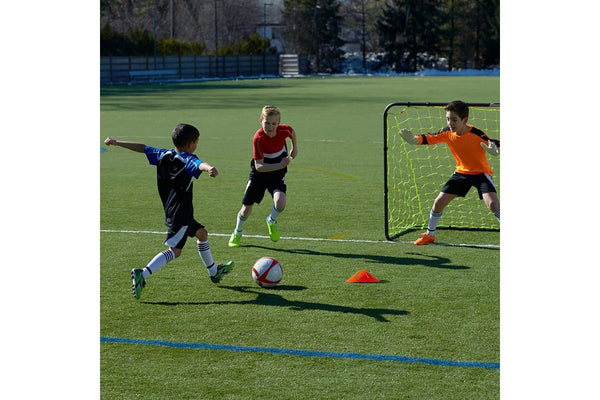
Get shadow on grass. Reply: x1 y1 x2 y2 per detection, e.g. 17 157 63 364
245 245 469 270
142 285 409 322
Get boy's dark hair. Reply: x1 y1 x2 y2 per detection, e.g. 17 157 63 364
445 100 469 120
171 124 200 148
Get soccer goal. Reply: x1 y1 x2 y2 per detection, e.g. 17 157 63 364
383 102 500 240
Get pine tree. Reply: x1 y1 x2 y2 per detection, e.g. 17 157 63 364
282 0 344 72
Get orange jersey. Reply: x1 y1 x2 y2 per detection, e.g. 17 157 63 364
417 125 500 175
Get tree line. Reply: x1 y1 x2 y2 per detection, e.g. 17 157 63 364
101 0 499 73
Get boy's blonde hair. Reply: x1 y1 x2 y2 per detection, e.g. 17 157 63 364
260 105 281 121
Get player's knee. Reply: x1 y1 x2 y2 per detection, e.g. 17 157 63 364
274 193 286 210
275 200 286 211
241 205 252 218
483 193 499 212
432 199 447 212
432 193 454 212
487 199 500 213
195 227 208 242
171 248 182 258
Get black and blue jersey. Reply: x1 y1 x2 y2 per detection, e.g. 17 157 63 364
144 146 203 230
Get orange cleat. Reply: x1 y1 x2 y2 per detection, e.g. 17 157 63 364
414 233 435 245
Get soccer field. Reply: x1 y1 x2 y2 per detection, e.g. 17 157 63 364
101 76 500 399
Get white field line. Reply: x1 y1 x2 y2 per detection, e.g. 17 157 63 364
100 229 499 249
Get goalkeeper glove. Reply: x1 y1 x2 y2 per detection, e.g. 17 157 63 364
480 140 499 156
400 128 419 145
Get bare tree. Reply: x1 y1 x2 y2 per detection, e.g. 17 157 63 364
101 0 263 50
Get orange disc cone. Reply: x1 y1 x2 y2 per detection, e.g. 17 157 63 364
346 270 379 283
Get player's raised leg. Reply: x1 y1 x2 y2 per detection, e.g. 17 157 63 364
131 248 178 299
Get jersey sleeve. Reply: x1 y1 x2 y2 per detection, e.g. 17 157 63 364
144 146 168 165
279 124 294 140
252 131 264 160
185 155 203 179
418 128 449 145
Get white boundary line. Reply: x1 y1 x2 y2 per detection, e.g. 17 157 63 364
100 229 499 249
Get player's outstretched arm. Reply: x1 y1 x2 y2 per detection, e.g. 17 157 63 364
399 129 419 145
104 137 146 153
199 162 218 177
480 140 499 156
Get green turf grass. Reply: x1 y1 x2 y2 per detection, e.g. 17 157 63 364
101 76 499 399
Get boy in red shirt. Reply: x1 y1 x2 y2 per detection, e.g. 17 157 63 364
399 100 500 245
229 105 298 247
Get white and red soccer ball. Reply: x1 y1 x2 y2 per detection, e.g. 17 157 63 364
251 257 283 287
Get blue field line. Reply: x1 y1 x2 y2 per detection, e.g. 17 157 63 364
100 336 499 370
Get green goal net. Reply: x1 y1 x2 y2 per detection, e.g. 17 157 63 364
383 102 500 240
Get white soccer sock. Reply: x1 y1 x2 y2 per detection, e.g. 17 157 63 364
493 209 500 222
197 240 216 275
234 211 248 235
268 205 283 223
143 249 176 279
427 210 443 236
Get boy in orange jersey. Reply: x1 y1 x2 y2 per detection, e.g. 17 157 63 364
399 100 500 245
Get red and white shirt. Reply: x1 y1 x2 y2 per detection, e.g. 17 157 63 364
252 124 294 166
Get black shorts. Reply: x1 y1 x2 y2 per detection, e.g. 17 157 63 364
441 172 497 199
242 173 287 206
164 219 204 249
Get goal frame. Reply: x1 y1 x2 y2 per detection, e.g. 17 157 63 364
383 102 500 240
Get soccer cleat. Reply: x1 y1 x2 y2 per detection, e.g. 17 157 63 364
210 261 234 283
414 233 435 245
266 218 280 242
228 232 241 247
131 268 146 299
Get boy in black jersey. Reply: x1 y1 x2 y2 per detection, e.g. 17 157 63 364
104 124 233 299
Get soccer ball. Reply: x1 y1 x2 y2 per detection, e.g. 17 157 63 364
251 257 283 288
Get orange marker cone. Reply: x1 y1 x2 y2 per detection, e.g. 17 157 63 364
346 270 379 283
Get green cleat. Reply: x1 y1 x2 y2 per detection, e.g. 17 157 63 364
131 268 146 299
266 218 280 242
228 232 241 247
211 261 234 283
